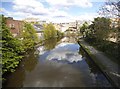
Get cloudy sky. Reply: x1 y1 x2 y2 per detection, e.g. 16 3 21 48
1 0 106 23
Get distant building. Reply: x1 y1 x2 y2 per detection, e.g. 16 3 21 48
38 21 47 25
23 18 40 23
33 24 44 39
52 21 80 33
53 23 62 32
6 17 23 37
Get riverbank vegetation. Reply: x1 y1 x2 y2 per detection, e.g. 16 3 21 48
79 0 119 64
1 15 24 75
80 17 119 64
1 15 38 76
1 15 64 76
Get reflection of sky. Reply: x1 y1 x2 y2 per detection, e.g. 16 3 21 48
37 46 46 55
37 43 83 63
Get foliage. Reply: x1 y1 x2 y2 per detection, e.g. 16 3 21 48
99 0 120 57
79 22 89 37
56 30 64 37
82 17 119 64
43 23 63 39
44 37 60 50
21 22 38 51
1 15 39 75
88 17 111 41
80 22 89 33
1 15 24 74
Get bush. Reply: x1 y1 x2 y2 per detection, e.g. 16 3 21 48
1 15 24 74
43 23 63 39
21 22 38 51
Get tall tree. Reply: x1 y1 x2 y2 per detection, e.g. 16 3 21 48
43 23 57 39
99 0 120 18
80 22 89 37
21 22 38 50
1 15 24 74
99 0 120 43
89 17 111 41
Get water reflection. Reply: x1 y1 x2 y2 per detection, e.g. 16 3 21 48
43 37 62 50
24 51 38 72
38 38 83 63
46 43 83 63
79 46 111 86
4 62 25 87
3 37 111 87
3 51 38 87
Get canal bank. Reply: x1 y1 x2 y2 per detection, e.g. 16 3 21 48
77 39 120 88
3 37 112 87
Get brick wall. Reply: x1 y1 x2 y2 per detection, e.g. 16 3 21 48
6 17 23 37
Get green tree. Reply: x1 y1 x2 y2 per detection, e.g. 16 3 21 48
21 22 38 50
1 15 24 74
43 23 57 39
80 22 89 37
89 17 111 41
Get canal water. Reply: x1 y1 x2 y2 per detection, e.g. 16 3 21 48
3 37 112 87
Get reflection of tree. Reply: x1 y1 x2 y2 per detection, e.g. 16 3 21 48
4 65 25 87
79 47 99 74
79 47 86 56
85 56 100 74
3 50 39 87
44 37 62 50
24 51 38 72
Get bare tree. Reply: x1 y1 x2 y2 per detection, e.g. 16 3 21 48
99 0 120 18
99 0 120 43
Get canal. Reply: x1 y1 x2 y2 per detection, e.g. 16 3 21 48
3 37 112 87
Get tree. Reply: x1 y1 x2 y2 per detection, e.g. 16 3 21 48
80 22 89 37
1 15 24 74
21 22 38 50
43 23 57 39
88 17 111 41
99 0 120 18
99 0 120 43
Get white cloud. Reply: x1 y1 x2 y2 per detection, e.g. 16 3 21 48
8 0 71 22
51 10 70 18
2 0 100 22
0 8 7 13
45 0 93 8
13 0 44 8
90 0 106 2
74 13 99 21
13 0 50 16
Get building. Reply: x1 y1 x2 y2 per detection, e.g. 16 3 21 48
53 21 77 32
6 17 23 37
110 18 120 28
33 24 44 39
38 21 47 25
23 18 40 23
23 18 48 25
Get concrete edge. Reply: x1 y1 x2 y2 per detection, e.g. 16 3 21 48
77 41 119 88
